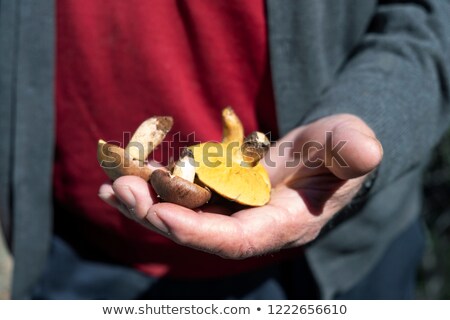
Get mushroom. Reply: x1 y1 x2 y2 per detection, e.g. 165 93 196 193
150 148 212 209
189 107 272 206
97 116 211 209
97 107 271 209
97 116 173 181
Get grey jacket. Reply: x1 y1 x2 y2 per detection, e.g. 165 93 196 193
1 0 450 299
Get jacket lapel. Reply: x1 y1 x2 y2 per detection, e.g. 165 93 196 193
8 0 55 299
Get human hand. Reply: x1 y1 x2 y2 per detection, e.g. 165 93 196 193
98 114 382 259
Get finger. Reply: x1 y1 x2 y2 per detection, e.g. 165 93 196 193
98 186 135 218
267 114 383 183
98 178 167 229
144 202 247 257
98 186 119 208
98 178 167 235
328 124 383 180
99 182 114 195
145 186 309 259
112 175 159 220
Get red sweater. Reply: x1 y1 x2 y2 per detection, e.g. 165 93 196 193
54 0 297 279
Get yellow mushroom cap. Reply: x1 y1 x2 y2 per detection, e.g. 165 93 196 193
189 142 271 206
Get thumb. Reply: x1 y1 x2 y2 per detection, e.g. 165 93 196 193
314 115 383 180
264 114 383 184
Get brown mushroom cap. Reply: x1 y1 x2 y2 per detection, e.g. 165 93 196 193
150 169 211 209
97 139 152 181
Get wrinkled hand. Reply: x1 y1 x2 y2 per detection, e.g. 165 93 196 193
98 114 383 259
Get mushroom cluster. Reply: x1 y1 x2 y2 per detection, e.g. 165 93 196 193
97 107 271 209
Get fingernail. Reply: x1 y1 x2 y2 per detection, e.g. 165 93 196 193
98 192 114 201
148 209 170 234
114 185 136 208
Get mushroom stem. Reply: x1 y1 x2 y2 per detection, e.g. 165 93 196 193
125 116 173 163
240 131 270 167
172 148 196 182
222 107 244 144
97 116 172 182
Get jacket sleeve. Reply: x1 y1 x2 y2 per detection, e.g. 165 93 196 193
302 0 450 197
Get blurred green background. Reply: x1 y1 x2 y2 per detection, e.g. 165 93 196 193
1 130 450 299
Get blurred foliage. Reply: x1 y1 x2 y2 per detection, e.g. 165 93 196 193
418 129 450 299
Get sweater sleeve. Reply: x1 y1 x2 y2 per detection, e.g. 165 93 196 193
302 0 450 197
